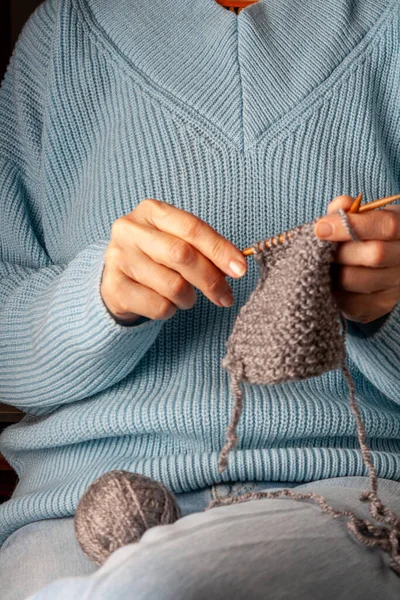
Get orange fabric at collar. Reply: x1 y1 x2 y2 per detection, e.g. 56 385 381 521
215 1 259 10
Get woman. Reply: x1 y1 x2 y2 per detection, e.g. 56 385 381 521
0 0 399 598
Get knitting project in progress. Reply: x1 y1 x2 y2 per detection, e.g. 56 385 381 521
75 209 400 574
215 209 400 574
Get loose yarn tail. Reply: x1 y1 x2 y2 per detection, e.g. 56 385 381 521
218 362 244 473
214 316 400 575
215 209 400 573
338 314 400 574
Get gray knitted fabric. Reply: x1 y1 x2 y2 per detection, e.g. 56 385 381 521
221 219 342 386
74 209 400 575
216 209 400 575
218 217 342 470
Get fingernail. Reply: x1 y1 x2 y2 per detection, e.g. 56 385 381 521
229 260 246 277
219 290 234 307
315 221 333 238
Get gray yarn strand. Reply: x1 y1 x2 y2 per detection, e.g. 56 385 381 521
75 209 400 576
337 207 360 241
210 327 400 574
218 218 342 469
216 211 400 575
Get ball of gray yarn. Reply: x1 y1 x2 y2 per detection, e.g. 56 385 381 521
74 470 181 566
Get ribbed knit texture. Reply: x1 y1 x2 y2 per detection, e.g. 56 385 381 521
0 0 399 546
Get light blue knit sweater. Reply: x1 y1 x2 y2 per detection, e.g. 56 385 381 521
0 0 399 546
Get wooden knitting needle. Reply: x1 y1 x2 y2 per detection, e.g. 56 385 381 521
348 192 363 213
241 192 400 257
356 193 400 213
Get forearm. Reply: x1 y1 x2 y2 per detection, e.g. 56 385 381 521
0 241 164 414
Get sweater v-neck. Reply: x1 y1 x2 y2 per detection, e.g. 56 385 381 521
75 0 394 152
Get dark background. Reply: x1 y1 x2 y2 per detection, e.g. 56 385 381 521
0 0 43 82
0 0 43 500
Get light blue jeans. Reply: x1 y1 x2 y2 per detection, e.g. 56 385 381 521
1 477 400 600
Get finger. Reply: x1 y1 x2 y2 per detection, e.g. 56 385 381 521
315 208 400 242
102 268 178 322
327 195 354 215
133 199 248 279
333 264 400 294
335 240 400 268
333 288 399 323
380 205 400 214
115 221 234 307
111 246 198 310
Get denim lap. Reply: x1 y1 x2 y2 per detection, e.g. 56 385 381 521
2 477 400 600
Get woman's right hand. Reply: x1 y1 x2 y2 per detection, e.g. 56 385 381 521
100 199 248 325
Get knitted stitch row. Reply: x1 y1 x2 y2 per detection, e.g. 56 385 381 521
215 210 400 574
1 0 400 547
74 211 400 574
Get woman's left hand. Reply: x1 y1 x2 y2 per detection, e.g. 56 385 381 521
314 195 400 324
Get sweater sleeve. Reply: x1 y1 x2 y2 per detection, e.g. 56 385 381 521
345 302 400 403
0 1 165 415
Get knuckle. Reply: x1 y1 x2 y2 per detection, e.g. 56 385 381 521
105 245 122 267
146 198 169 217
381 212 399 240
141 198 159 210
111 216 135 241
203 271 223 294
168 274 188 298
368 241 386 267
169 239 194 265
111 297 131 318
111 218 124 239
180 215 204 240
209 237 228 263
135 198 165 220
153 298 176 320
